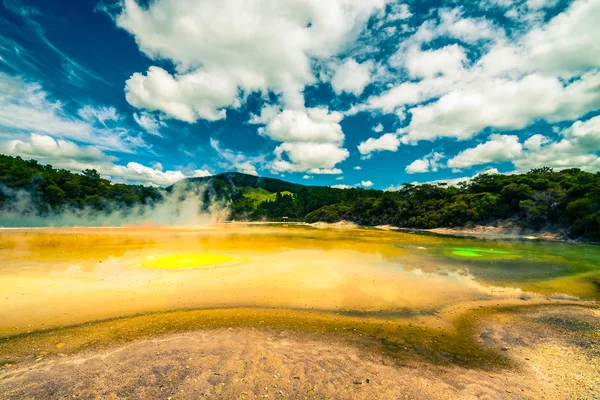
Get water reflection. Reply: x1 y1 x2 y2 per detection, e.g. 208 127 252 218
0 225 598 337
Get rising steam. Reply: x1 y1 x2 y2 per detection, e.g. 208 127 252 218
0 183 230 227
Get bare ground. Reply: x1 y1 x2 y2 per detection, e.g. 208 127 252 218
1 306 598 400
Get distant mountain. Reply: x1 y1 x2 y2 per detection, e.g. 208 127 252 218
177 172 320 194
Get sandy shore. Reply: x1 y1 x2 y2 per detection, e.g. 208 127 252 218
1 306 598 400
427 225 565 241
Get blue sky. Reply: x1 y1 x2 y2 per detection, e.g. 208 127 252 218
0 0 599 189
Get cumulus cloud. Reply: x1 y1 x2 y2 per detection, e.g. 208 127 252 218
251 106 350 174
116 0 387 120
361 180 374 187
435 8 504 44
441 117 600 173
405 152 445 174
512 116 600 172
330 58 374 95
400 72 600 143
522 0 600 76
254 107 344 144
2 132 110 163
307 168 343 175
356 0 600 147
331 184 353 189
387 168 501 191
404 45 466 79
0 133 209 186
110 162 211 186
523 134 550 150
405 158 429 174
385 3 412 21
125 66 240 122
447 135 523 169
272 142 349 174
358 133 400 156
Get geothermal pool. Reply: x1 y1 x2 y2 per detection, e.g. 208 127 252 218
1 224 599 398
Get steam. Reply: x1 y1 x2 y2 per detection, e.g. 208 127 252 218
0 183 230 227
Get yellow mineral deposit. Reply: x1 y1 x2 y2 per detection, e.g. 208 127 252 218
1 225 599 399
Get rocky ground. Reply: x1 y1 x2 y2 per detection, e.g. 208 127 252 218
1 306 598 400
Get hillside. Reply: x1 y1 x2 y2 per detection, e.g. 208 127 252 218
181 172 317 194
1 154 599 240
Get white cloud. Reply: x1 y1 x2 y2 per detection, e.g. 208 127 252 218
522 0 600 76
4 0 105 88
192 169 213 178
405 158 429 174
302 175 313 180
405 152 445 174
255 107 344 144
372 123 384 133
358 133 400 156
0 73 145 153
447 135 523 169
125 66 240 122
436 8 503 44
388 168 502 190
330 180 374 189
307 168 343 175
436 168 501 187
330 58 374 96
272 142 349 174
251 106 350 174
404 44 466 79
512 116 600 172
436 117 600 173
116 0 387 119
386 3 412 21
400 72 600 143
356 0 600 146
210 138 262 176
354 166 362 170
2 132 110 163
110 162 209 186
0 133 208 186
523 134 549 150
134 112 166 136
78 105 120 125
332 184 353 189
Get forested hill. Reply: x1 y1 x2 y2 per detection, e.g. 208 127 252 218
1 154 599 240
182 172 319 194
0 154 163 213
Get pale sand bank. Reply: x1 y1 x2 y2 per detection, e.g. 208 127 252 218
1 306 598 400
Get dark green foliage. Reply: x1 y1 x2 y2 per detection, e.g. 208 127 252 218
0 154 163 215
184 172 317 194
2 154 600 240
220 168 600 241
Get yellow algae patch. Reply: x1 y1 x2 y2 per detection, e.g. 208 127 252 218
141 253 236 269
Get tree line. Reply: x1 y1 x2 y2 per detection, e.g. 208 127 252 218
1 154 599 240
0 154 162 214
235 167 600 240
